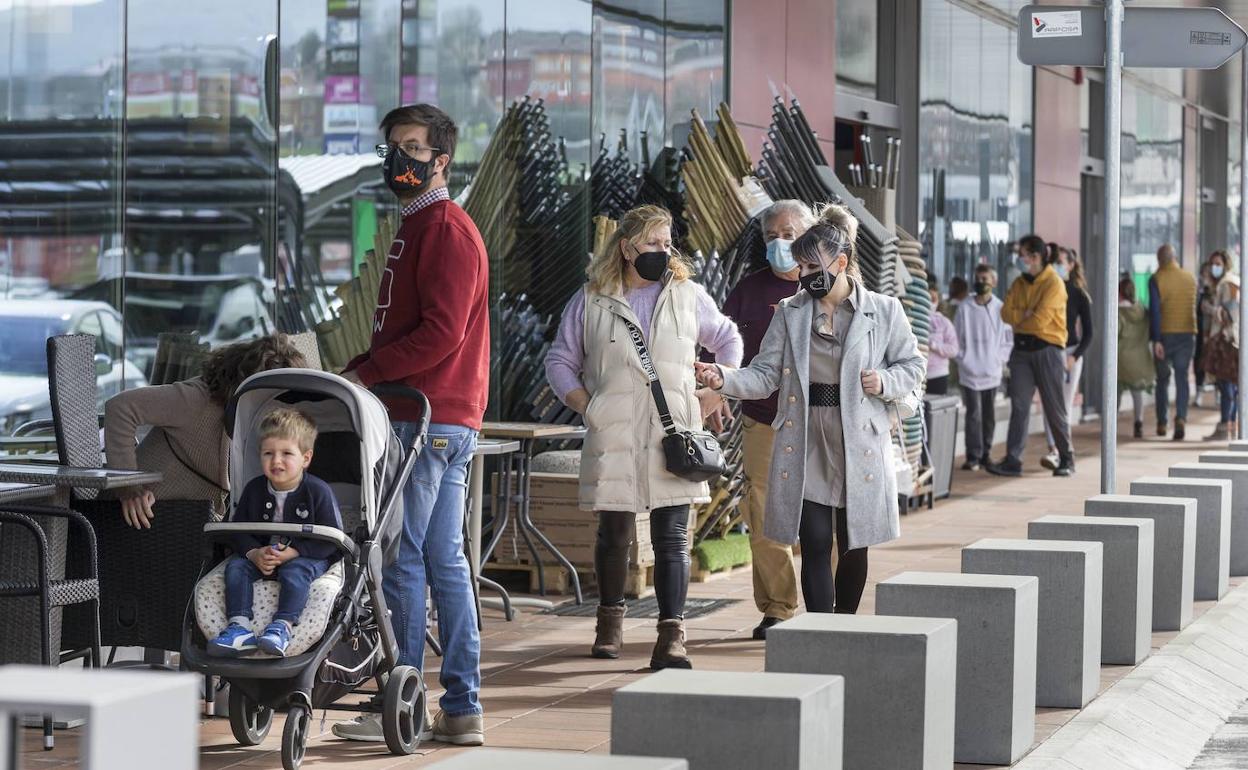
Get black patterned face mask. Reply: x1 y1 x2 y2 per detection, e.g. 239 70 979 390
799 270 835 299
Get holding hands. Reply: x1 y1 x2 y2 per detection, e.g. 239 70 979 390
694 362 723 390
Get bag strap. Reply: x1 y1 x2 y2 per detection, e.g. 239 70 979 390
621 318 679 437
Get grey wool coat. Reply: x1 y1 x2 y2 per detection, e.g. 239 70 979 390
720 281 926 549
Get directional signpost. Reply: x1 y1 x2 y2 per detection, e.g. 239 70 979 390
1018 5 1248 493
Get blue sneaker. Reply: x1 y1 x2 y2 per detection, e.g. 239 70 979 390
208 623 257 657
256 621 292 657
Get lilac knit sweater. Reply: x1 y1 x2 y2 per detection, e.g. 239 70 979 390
545 281 743 402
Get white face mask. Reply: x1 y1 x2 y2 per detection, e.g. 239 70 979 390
1212 264 1225 279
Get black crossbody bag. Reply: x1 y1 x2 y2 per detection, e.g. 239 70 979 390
621 318 726 483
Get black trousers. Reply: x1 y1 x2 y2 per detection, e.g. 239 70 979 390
797 500 869 614
927 376 949 395
961 385 997 465
596 505 690 620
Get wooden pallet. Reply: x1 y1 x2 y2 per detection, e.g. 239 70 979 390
484 561 656 599
691 561 752 584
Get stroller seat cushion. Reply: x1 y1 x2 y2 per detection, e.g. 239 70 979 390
194 558 344 658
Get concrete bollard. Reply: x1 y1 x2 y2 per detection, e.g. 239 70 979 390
1170 462 1248 576
1027 516 1153 664
1085 494 1196 630
1227 440 1248 452
1200 451 1248 465
1129 477 1231 600
875 571 1037 766
612 669 844 770
766 614 956 770
428 751 688 769
962 538 1102 709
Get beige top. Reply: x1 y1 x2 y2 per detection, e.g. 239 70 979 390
103 377 230 516
804 297 856 509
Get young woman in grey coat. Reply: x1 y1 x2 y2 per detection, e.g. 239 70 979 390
697 204 925 613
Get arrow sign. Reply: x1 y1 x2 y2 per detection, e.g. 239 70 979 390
1018 5 1247 69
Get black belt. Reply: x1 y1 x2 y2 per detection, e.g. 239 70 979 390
810 383 840 408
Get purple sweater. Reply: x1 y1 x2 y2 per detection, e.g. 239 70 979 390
546 281 744 402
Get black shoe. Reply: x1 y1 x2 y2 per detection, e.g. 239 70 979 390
1053 457 1076 477
961 460 982 471
985 459 1023 477
1173 419 1186 442
752 616 783 640
1157 421 1168 437
1133 421 1144 439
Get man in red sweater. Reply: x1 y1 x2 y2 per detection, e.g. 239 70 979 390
335 104 489 747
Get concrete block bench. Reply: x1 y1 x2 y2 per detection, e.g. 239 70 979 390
766 613 956 770
1171 462 1248 576
0 665 198 770
612 669 844 770
1086 494 1196 630
1130 476 1230 600
1200 450 1248 466
1028 515 1153 665
430 750 687 769
1227 440 1248 452
962 538 1102 709
875 571 1037 766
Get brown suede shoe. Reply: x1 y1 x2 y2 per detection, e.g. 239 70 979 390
591 604 626 659
650 619 693 670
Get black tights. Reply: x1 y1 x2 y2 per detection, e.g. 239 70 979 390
798 500 869 614
596 505 690 620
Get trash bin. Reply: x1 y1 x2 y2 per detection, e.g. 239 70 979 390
924 394 962 501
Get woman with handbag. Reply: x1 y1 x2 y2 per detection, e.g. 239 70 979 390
1203 250 1240 440
696 204 925 613
545 204 743 669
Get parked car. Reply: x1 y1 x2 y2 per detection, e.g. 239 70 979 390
72 273 275 379
0 299 148 434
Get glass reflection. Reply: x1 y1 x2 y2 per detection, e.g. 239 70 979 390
0 0 128 433
665 0 725 148
593 0 663 165
836 0 878 98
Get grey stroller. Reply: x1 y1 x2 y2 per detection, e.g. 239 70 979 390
181 369 428 769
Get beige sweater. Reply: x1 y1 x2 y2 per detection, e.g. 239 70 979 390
103 378 230 515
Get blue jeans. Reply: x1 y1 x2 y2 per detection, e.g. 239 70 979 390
1219 380 1240 424
224 554 330 625
383 422 481 716
1155 333 1196 425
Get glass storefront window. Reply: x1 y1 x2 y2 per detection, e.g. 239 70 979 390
918 0 1033 289
836 0 878 99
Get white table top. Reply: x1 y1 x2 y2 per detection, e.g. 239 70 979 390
474 438 521 457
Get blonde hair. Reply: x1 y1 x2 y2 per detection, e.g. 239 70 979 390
791 202 862 281
259 408 318 454
586 204 692 296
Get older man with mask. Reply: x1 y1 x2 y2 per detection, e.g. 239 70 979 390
987 234 1073 478
720 200 813 639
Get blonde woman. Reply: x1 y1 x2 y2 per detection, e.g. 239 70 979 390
697 204 924 613
544 204 742 669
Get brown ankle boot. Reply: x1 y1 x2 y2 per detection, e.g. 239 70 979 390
650 619 692 670
591 604 626 659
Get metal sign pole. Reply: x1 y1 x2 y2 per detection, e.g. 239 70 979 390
1240 51 1248 440
1102 0 1124 493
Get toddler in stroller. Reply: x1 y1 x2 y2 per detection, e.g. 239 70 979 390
208 407 344 658
182 370 431 770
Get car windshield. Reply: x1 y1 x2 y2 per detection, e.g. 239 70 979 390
0 316 70 375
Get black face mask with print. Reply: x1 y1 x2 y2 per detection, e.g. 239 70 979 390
383 149 436 197
800 269 838 299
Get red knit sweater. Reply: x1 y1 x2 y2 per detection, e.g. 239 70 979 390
345 199 490 429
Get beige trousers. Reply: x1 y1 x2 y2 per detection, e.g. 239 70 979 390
741 417 799 619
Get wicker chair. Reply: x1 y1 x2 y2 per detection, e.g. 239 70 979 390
43 335 216 662
0 503 101 749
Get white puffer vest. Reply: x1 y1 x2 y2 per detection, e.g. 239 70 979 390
578 279 711 513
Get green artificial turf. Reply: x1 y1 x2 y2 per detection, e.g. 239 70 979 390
693 532 752 573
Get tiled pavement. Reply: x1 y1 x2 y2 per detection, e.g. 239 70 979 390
19 402 1239 768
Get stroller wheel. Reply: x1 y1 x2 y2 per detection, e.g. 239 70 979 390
281 704 311 770
382 665 425 755
228 688 273 746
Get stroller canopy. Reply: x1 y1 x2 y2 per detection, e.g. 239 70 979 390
226 369 401 537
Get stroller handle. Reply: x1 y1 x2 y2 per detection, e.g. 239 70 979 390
370 383 432 449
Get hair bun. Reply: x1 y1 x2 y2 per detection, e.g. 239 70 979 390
814 203 859 254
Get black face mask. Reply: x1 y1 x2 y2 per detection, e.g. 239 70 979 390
974 281 991 296
633 251 668 282
383 149 436 197
800 269 838 299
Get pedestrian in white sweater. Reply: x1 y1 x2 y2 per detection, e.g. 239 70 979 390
954 265 1014 470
